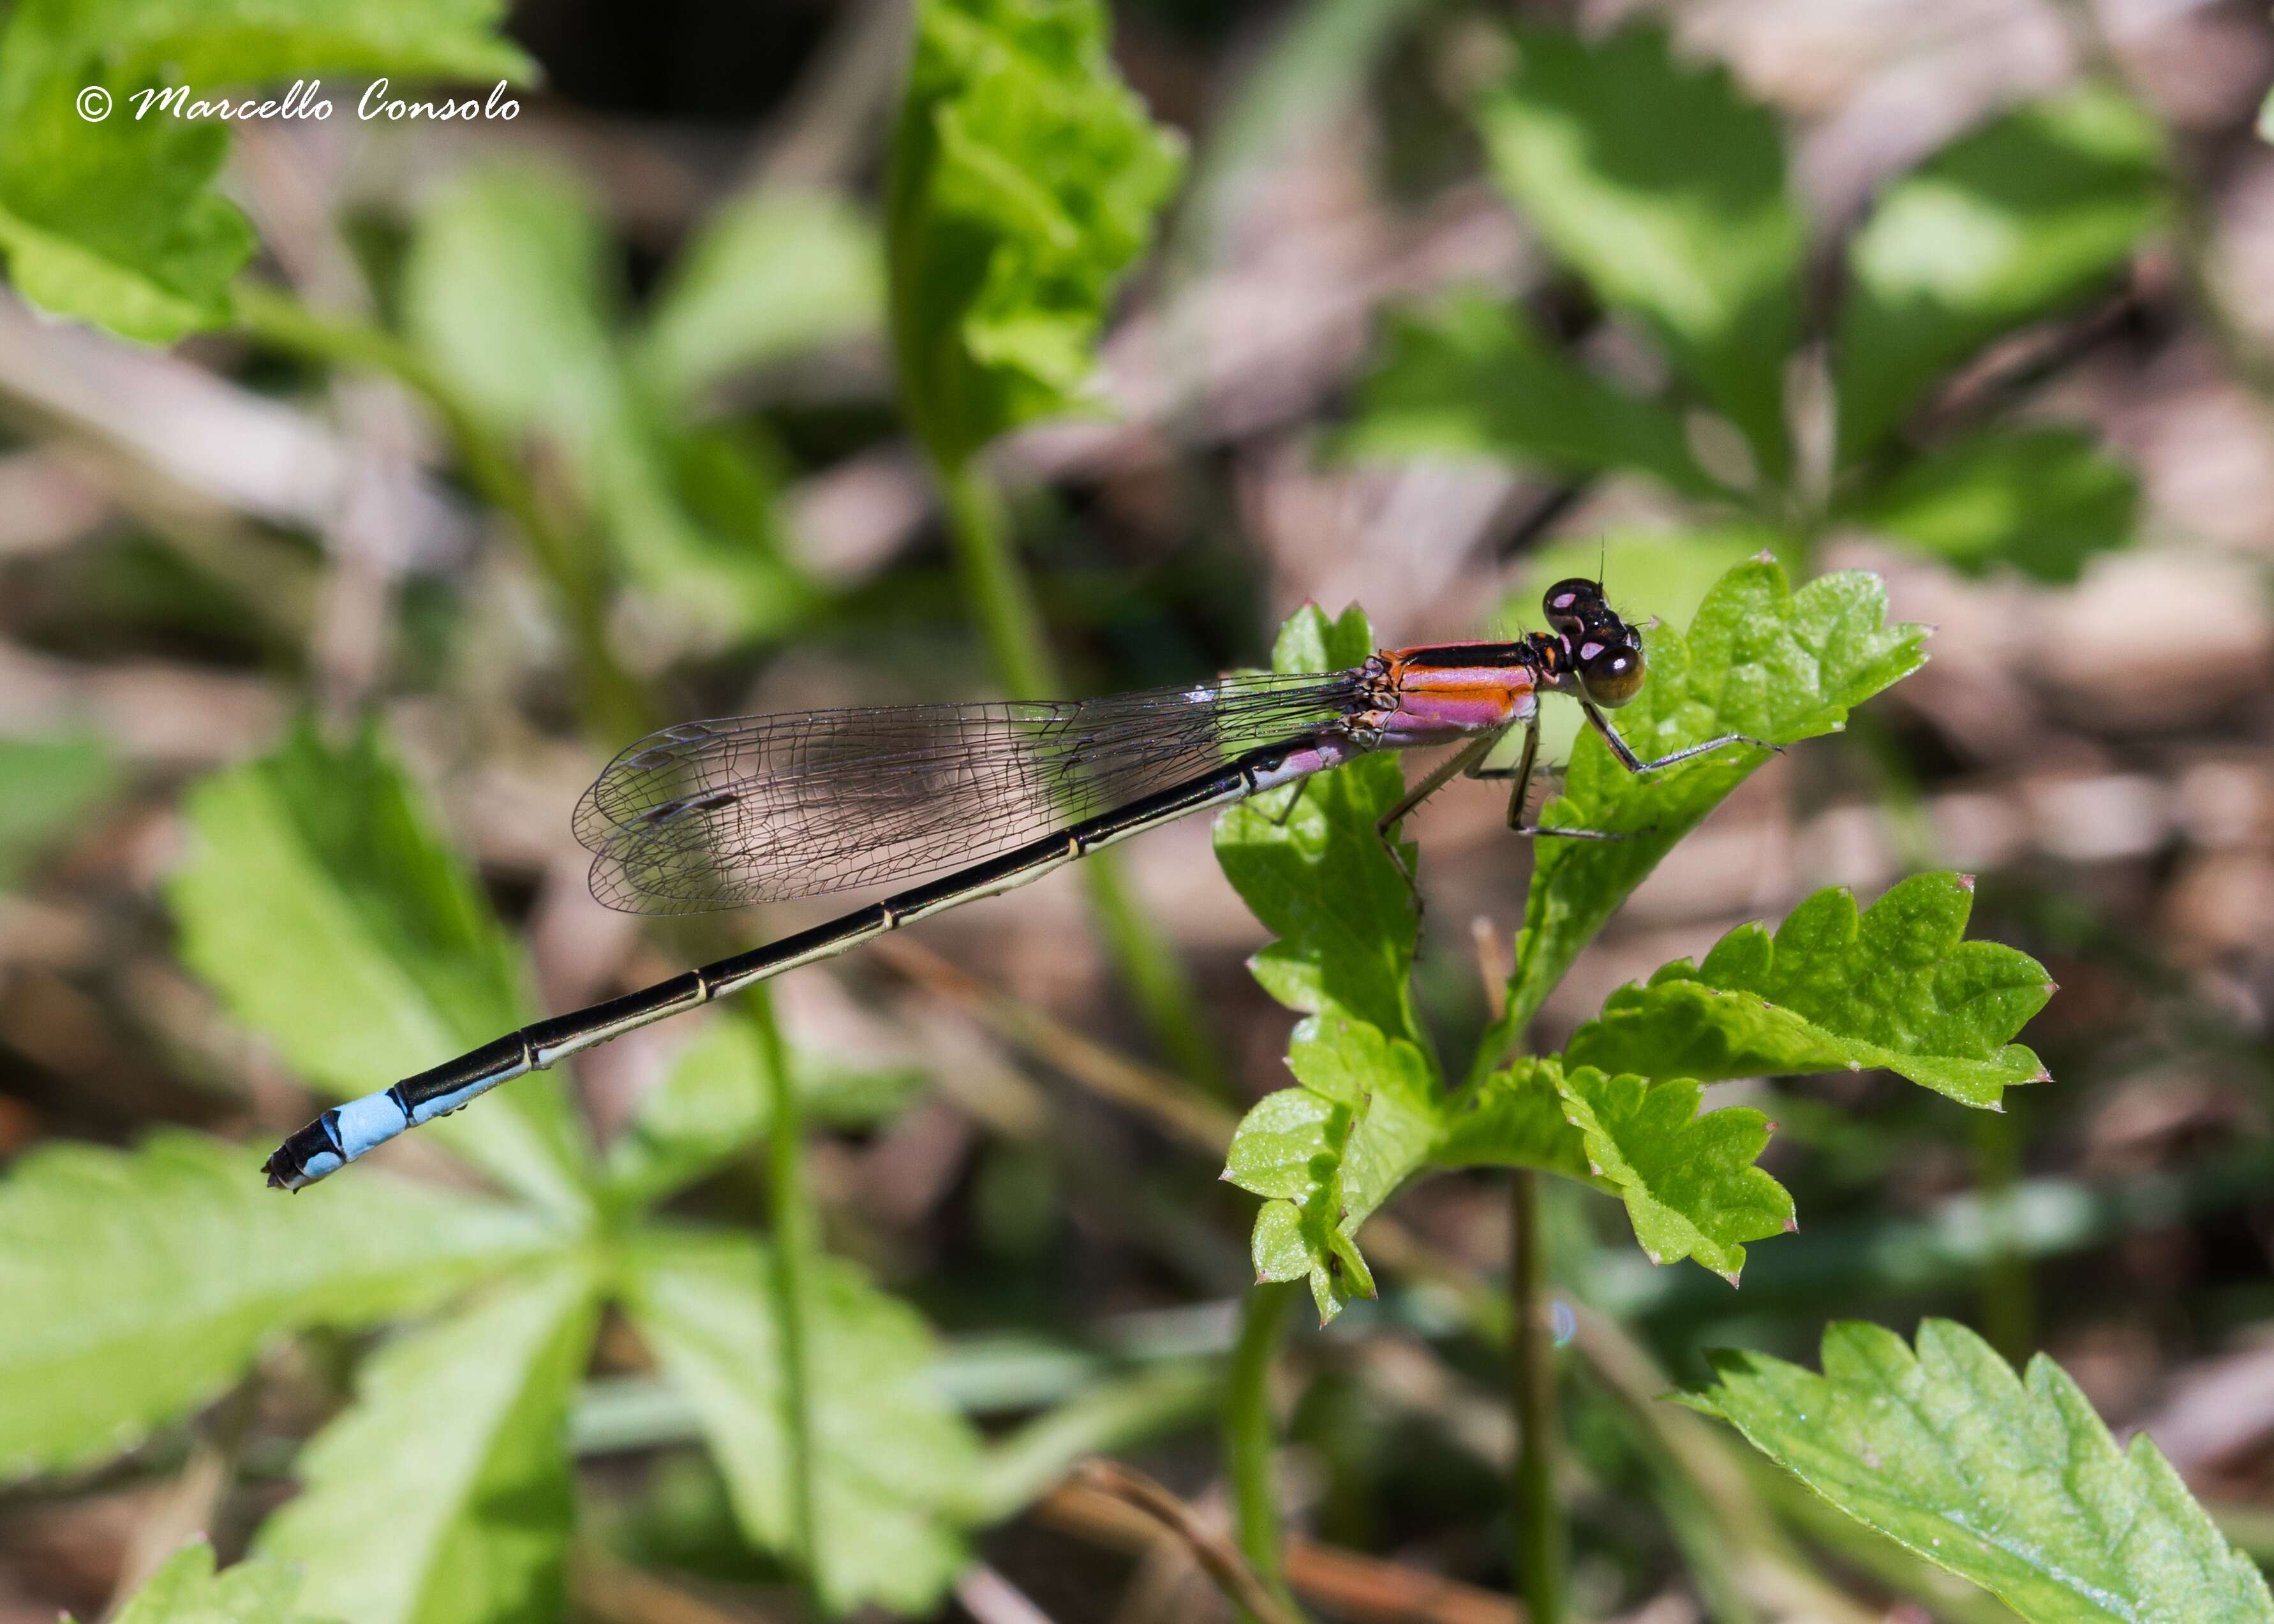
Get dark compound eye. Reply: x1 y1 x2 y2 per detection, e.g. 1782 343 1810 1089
1577 630 1645 707
1542 577 1605 637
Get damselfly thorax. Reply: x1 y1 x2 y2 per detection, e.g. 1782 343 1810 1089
264 579 1765 1192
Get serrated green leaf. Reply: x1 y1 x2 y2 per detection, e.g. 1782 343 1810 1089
0 0 532 342
0 1132 551 1482
1337 290 1725 499
1687 1319 2274 1623
1214 603 1417 1042
1475 24 1804 478
621 1229 985 1614
605 1008 925 1209
1837 84 2166 460
0 730 116 887
168 720 590 1214
637 189 882 407
1214 603 1448 1322
259 1263 600 1624
1500 526 1783 776
403 166 811 645
1483 561 1928 1067
1550 1063 1789 1281
1435 1058 1593 1181
1843 425 2138 583
1567 873 2051 1109
1226 1021 1439 1320
96 1541 313 1624
885 0 1185 469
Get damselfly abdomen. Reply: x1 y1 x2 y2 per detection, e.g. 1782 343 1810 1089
264 580 1765 1190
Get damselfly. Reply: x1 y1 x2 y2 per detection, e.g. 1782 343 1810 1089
264 579 1767 1191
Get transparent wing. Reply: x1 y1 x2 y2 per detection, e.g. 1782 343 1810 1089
575 669 1369 914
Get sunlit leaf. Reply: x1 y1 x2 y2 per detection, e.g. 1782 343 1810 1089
1224 1019 1437 1320
169 720 590 1214
1843 425 2138 582
637 189 882 406
1550 1064 1788 1281
1481 561 1928 1068
0 730 115 887
92 1540 313 1624
259 1264 601 1624
1338 290 1726 498
885 0 1185 469
1568 873 2052 1109
605 1007 925 1209
1214 603 1443 1320
621 1230 985 1614
1688 1320 2274 1623
0 0 531 342
1837 84 2166 459
1475 24 1804 479
0 1133 551 1482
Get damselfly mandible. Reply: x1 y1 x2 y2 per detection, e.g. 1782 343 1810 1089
264 579 1768 1190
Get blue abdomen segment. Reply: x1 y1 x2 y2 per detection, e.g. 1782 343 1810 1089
262 1033 531 1191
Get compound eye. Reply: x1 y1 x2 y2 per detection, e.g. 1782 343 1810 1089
1577 636 1645 707
1543 577 1604 637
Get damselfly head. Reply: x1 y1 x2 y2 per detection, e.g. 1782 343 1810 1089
1541 577 1645 708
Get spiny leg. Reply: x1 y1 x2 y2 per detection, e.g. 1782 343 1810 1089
1481 711 1630 841
1374 730 1508 897
1581 703 1777 774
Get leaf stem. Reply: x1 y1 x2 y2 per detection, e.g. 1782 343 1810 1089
1509 1169 1566 1623
931 455 1230 1096
749 990 824 1613
1224 1280 1309 1623
230 280 650 744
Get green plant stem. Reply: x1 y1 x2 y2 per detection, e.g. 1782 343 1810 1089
1509 1169 1566 1624
1224 1280 1308 1624
932 456 1229 1097
749 989 824 1613
230 280 650 744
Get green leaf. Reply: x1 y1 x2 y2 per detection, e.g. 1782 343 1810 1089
168 720 590 1214
1337 290 1725 499
1224 1020 1438 1320
1215 603 1446 1322
1550 1063 1789 1281
1485 560 1928 1065
1837 84 2166 460
403 166 811 645
621 1229 986 1614
1435 1057 1593 1181
605 1008 925 1209
258 1263 601 1624
1843 425 2138 583
1213 603 1418 1042
1687 1320 2274 1624
885 0 1185 469
0 1132 551 1482
1475 24 1804 479
1568 873 2052 1109
1500 526 1783 775
95 1541 313 1624
636 189 882 407
0 0 533 342
0 730 116 887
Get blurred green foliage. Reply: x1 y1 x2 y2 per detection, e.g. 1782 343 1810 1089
1346 27 2165 584
886 0 1185 471
0 0 531 341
